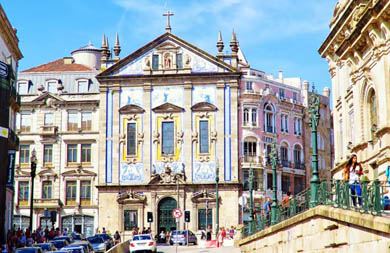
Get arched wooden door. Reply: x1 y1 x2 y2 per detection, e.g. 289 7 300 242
158 197 177 234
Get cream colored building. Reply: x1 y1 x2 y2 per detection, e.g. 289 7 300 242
319 0 390 180
96 30 241 238
14 45 101 236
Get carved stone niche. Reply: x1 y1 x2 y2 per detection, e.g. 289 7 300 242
117 190 146 205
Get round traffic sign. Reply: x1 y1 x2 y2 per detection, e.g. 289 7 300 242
172 208 183 218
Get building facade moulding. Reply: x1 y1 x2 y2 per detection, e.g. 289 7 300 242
152 102 184 113
191 189 219 204
191 102 217 112
116 190 146 205
119 104 145 114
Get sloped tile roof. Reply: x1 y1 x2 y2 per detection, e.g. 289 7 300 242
21 58 93 73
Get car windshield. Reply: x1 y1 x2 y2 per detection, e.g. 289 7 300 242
15 248 38 253
87 237 104 244
172 231 186 235
96 234 110 240
133 235 151 241
36 244 50 250
51 241 65 248
72 234 82 240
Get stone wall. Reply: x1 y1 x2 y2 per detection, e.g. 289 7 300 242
106 240 130 253
239 205 390 252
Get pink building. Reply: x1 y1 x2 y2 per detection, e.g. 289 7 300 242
238 65 306 218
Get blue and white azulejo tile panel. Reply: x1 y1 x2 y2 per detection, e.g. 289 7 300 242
151 86 184 108
193 162 216 182
120 87 144 107
120 162 144 183
192 85 216 105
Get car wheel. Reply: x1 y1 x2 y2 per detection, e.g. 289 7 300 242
170 242 173 245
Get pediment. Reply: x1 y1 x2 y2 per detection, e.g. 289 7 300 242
119 104 145 114
152 102 183 113
15 167 31 177
97 33 239 78
191 102 217 112
31 92 65 104
37 167 57 177
117 190 146 204
191 189 218 203
61 168 97 177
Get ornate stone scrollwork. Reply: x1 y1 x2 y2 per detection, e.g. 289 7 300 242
199 156 210 162
199 112 210 119
161 156 174 163
127 157 138 164
162 113 174 120
127 114 138 121
119 133 126 144
176 131 184 145
210 131 217 143
117 190 146 204
192 131 198 143
137 132 144 144
153 130 160 144
149 165 186 184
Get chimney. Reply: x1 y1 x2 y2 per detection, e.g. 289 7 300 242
323 87 331 97
302 80 309 90
63 57 73 64
278 71 283 82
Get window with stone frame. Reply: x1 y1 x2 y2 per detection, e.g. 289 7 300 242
124 210 138 231
280 143 289 167
244 140 256 157
243 169 259 191
20 113 31 132
81 144 92 164
78 80 89 93
43 144 53 165
18 81 29 95
80 181 91 205
47 81 57 93
251 109 257 126
42 181 52 199
198 209 212 230
369 89 378 139
281 114 289 133
81 112 92 131
126 122 137 156
18 181 29 206
267 173 273 190
243 108 249 126
67 111 78 131
246 81 253 91
199 120 209 154
264 103 275 133
152 55 159 70
44 113 54 126
162 121 174 155
66 181 77 205
282 174 290 193
19 145 30 165
176 53 183 69
67 144 78 165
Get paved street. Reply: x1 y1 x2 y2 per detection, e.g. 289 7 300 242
155 243 241 253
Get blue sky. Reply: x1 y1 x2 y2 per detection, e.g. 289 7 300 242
4 0 337 97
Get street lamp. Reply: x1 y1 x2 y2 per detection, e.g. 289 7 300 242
246 156 255 235
270 139 278 225
308 85 321 207
29 148 37 230
215 159 219 238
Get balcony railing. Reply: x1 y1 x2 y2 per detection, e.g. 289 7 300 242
281 160 291 168
294 162 305 170
33 198 63 208
265 126 274 133
243 155 259 163
40 125 58 136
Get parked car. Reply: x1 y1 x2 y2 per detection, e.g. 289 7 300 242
94 234 113 249
72 233 83 241
61 246 86 253
86 236 106 253
15 247 43 253
33 243 57 252
54 236 73 244
71 241 95 253
50 240 69 249
129 234 156 253
169 230 197 246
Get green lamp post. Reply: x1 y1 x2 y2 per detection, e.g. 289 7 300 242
248 160 254 234
270 139 278 225
308 85 321 207
215 159 219 237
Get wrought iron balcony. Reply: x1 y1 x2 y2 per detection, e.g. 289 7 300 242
294 162 305 170
281 160 291 168
265 126 274 133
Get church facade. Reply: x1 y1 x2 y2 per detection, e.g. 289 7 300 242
96 31 241 238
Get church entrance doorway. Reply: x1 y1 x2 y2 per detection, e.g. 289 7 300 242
158 197 177 235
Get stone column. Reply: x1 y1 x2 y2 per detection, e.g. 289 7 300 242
183 82 192 182
143 84 152 182
112 86 120 184
216 81 225 181
230 82 239 182
98 88 107 184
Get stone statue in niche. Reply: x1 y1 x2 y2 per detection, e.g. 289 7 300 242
164 53 171 69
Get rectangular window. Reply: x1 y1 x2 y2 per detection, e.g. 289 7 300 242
162 121 174 155
18 82 29 95
293 92 297 101
81 112 92 131
198 209 212 230
43 144 53 165
19 145 30 164
47 81 57 93
20 113 31 132
124 210 138 231
18 181 29 206
349 110 354 145
199 120 209 154
80 181 91 205
282 175 290 193
243 170 259 190
246 81 253 91
68 111 78 131
279 88 285 98
152 55 159 70
244 142 256 157
176 54 183 69
44 113 54 126
67 144 78 164
78 80 89 93
267 173 273 190
66 181 77 205
42 181 52 199
127 123 137 156
251 109 257 126
81 144 91 164
294 176 304 194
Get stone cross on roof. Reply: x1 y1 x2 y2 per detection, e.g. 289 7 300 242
163 11 174 33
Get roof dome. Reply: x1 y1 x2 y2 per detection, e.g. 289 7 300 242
71 42 100 54
71 42 101 70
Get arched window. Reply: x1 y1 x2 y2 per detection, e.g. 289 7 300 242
293 145 302 170
264 103 275 133
251 109 257 126
369 89 378 136
280 142 289 167
244 137 257 158
243 109 249 126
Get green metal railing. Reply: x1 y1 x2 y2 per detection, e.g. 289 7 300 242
242 179 389 238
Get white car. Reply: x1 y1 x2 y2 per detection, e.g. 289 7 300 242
129 234 156 253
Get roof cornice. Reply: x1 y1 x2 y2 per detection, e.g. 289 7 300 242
0 4 23 60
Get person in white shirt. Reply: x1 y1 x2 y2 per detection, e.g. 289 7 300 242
343 154 363 207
